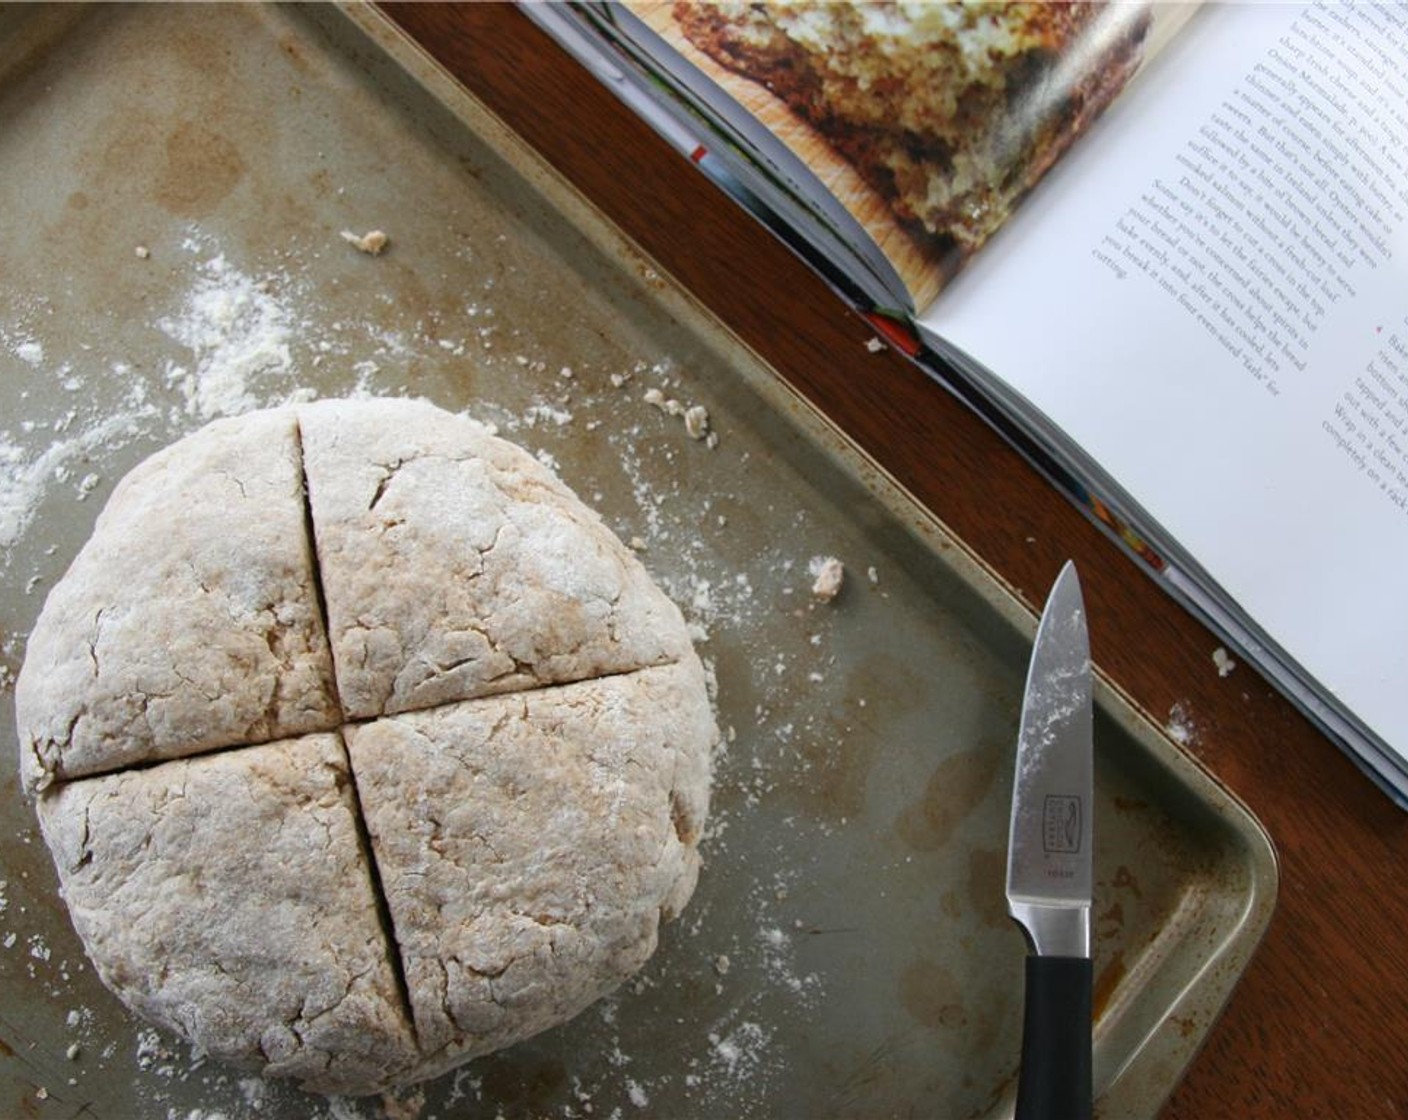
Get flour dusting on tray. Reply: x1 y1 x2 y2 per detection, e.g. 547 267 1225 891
157 251 302 419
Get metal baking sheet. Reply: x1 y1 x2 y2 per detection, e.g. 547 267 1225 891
0 5 1276 1118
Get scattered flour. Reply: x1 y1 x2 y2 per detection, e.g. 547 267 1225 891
15 340 45 365
158 254 301 420
0 411 154 550
1166 700 1198 746
708 1021 771 1082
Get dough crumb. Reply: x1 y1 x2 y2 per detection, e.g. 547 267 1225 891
380 1088 426 1120
340 228 389 255
684 404 710 441
643 387 717 444
865 336 885 353
1212 647 1236 677
808 555 844 602
134 245 151 260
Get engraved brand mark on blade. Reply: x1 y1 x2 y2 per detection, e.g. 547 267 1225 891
1043 795 1082 854
1007 563 1093 911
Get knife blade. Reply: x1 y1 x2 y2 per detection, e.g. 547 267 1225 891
1006 560 1094 1120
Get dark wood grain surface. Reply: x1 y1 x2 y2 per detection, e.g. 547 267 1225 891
380 5 1408 1117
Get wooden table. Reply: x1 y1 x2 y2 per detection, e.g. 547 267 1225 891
382 6 1408 1116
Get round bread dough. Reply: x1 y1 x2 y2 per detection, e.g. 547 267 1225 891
15 398 716 1096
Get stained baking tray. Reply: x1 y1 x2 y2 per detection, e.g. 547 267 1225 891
0 5 1275 1118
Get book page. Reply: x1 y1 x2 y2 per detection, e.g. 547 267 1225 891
637 2 1189 309
922 2 1408 759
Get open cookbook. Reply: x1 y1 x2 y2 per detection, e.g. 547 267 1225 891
527 2 1408 806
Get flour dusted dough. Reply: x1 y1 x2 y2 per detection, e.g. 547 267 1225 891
38 735 420 1094
16 399 716 1097
16 407 338 793
346 659 712 1081
299 398 692 718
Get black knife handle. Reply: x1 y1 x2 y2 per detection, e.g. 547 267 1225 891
1015 954 1093 1120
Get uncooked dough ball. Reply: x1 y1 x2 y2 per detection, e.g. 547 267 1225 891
15 398 716 1096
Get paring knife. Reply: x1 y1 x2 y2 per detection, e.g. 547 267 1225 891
1006 561 1094 1120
